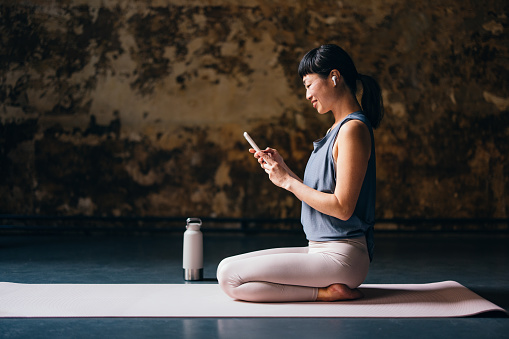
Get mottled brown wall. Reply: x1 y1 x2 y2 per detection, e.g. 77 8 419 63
1 0 508 228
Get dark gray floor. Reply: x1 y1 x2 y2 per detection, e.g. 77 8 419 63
0 231 508 338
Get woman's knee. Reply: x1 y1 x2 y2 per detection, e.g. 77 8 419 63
216 257 227 278
216 259 235 284
216 261 241 298
216 254 235 277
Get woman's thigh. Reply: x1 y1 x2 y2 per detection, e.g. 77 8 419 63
216 246 308 277
218 249 357 288
218 240 369 289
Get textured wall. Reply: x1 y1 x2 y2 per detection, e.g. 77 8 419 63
1 0 508 228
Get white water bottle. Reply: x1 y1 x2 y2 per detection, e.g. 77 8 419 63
183 217 203 281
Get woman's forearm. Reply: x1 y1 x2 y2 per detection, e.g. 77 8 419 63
283 177 352 221
282 163 303 183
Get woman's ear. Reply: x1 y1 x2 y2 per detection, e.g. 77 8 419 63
330 70 340 86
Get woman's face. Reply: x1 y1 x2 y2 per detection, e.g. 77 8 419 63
302 73 334 114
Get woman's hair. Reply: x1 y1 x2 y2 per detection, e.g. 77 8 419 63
298 44 384 129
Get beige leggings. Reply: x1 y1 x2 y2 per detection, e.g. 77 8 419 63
216 236 370 302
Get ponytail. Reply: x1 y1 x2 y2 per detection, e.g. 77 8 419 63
358 74 384 129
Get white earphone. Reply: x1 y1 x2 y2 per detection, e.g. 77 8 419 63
332 75 337 86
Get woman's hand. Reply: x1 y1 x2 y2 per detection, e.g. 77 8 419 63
249 148 291 189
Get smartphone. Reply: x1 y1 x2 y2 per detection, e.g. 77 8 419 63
243 132 261 152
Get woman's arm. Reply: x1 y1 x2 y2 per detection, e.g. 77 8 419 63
259 120 370 221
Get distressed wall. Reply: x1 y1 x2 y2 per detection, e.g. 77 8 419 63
1 0 508 229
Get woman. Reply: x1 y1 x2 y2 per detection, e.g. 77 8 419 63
217 44 384 302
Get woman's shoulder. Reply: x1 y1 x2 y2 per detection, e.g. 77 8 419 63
334 118 372 160
339 118 370 139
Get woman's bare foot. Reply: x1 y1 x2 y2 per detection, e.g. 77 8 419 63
316 283 364 302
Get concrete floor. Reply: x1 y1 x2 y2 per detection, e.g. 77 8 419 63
0 231 508 338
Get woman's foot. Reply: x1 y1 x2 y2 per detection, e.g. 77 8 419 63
316 283 364 302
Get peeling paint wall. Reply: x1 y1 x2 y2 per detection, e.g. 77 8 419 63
1 0 508 228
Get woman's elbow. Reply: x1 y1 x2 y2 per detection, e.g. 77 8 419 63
334 209 354 221
332 197 355 221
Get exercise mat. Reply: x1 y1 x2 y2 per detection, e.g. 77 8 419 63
0 281 505 318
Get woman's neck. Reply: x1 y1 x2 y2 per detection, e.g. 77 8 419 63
330 82 360 119
330 96 362 129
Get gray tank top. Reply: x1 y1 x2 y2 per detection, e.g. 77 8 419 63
301 111 375 260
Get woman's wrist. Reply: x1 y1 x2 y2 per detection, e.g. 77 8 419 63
282 175 298 192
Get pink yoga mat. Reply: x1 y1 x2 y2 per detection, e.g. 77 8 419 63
0 281 505 318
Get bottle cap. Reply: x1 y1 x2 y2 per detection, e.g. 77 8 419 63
186 217 202 229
